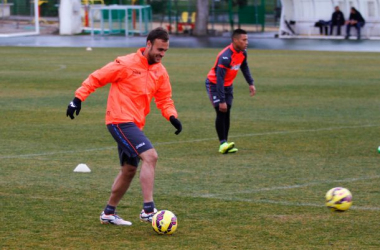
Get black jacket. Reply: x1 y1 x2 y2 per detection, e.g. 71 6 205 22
331 10 345 25
349 11 366 24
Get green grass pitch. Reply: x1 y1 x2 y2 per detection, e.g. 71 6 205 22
1 46 380 249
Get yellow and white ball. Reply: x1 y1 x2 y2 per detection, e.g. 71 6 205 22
325 187 352 212
152 210 178 235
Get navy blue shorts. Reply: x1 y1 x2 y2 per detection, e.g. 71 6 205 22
107 123 153 167
205 79 233 107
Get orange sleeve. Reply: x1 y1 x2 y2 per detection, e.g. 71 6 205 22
154 72 178 120
75 60 126 102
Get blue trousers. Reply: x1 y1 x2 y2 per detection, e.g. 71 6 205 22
346 22 365 38
330 24 343 35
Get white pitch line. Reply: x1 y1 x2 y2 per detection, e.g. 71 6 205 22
154 124 380 146
198 175 380 198
0 124 378 159
192 175 380 211
0 147 115 159
351 206 380 211
0 192 64 201
198 196 380 211
229 124 379 140
55 64 67 71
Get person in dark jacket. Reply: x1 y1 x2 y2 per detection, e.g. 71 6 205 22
330 6 345 36
345 7 365 39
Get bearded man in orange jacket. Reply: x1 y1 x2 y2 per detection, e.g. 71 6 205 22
66 27 182 226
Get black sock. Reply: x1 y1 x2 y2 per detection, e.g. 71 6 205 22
143 201 155 213
215 105 231 143
104 204 116 215
215 108 227 142
225 105 231 141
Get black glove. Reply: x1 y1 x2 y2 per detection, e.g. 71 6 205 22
170 116 182 135
66 97 82 119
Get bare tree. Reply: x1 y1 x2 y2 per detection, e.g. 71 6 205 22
193 0 209 36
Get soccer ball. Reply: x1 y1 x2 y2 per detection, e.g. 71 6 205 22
325 187 352 212
152 210 178 235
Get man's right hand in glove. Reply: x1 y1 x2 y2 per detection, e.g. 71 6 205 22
66 97 82 119
170 116 182 135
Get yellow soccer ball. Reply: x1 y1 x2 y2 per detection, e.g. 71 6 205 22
152 210 178 235
325 187 352 212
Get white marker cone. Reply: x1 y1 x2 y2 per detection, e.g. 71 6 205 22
74 163 91 173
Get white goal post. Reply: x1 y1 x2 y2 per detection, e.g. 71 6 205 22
0 0 39 37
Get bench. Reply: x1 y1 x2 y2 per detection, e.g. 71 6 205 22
305 20 379 38
345 22 379 39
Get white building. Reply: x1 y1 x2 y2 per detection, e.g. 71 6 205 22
279 0 380 38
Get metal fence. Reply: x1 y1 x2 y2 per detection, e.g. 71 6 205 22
103 0 277 33
140 0 268 34
0 0 281 37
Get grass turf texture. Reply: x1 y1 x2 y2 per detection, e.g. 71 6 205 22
1 47 379 249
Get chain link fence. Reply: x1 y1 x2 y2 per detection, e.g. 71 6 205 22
0 0 281 36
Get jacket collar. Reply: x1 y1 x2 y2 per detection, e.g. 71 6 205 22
137 48 162 67
229 43 242 53
137 48 149 66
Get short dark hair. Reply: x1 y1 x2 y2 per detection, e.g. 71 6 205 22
146 27 169 45
232 28 247 39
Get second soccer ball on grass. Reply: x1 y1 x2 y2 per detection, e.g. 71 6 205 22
325 187 352 212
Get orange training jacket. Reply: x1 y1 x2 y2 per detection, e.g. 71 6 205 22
75 48 178 129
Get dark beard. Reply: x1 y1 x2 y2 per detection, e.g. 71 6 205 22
147 47 157 65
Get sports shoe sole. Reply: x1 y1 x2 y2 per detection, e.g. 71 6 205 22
100 213 132 226
227 148 238 153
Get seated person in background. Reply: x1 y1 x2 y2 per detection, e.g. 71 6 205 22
330 6 345 36
345 7 365 40
314 20 329 35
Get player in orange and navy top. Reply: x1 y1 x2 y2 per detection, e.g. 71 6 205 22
205 29 256 154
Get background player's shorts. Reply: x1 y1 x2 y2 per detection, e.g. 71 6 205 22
107 123 153 167
205 78 233 107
